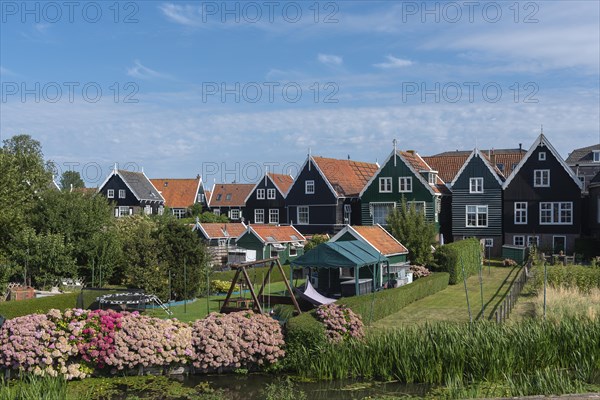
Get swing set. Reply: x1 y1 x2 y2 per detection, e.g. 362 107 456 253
219 257 302 315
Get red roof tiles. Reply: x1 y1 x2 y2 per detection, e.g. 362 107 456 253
198 223 247 239
351 225 408 255
150 178 200 209
268 173 294 194
247 225 306 243
209 183 255 207
312 156 379 197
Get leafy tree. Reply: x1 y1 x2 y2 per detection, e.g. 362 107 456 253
156 219 210 301
387 198 437 265
59 170 85 191
188 202 203 217
9 228 77 289
304 234 329 252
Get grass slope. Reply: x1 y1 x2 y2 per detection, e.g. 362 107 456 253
372 266 520 328
0 292 79 320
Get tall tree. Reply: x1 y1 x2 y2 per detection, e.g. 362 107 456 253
387 197 437 265
60 170 85 191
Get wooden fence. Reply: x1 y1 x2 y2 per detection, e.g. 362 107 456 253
492 262 530 323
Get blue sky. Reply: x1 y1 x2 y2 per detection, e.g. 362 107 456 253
1 1 599 186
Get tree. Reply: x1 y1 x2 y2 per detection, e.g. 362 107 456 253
60 170 85 191
387 198 437 266
304 234 329 252
156 219 210 301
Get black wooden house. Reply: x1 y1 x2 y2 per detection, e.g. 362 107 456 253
243 173 294 224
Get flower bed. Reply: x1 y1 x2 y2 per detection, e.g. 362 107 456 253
0 309 285 380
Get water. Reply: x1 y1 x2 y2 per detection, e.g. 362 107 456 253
182 374 429 399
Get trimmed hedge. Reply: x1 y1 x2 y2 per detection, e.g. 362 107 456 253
534 265 600 293
212 264 291 285
284 272 450 369
433 238 482 285
0 292 79 320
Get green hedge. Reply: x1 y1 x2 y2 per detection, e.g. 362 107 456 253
338 272 450 324
534 265 600 293
0 292 80 320
212 265 291 284
284 273 450 368
433 239 482 285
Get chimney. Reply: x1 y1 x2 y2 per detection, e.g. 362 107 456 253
407 150 415 154
490 149 496 167
519 143 522 153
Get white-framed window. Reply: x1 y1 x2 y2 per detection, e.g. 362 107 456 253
107 189 114 198
267 188 276 199
305 180 315 194
145 205 153 215
118 206 130 217
594 150 600 163
225 194 232 201
344 204 351 224
172 208 186 218
255 209 265 223
257 189 265 200
213 209 221 216
229 209 240 220
197 193 205 203
371 202 395 225
538 152 546 161
513 235 525 247
270 249 279 258
527 236 539 247
297 206 309 224
469 177 484 193
158 206 164 216
118 189 126 199
540 202 572 225
428 172 437 185
484 238 493 247
578 175 586 191
289 246 297 256
514 202 527 224
269 209 279 224
379 177 392 193
399 177 412 193
534 170 550 187
466 205 488 227
408 201 426 214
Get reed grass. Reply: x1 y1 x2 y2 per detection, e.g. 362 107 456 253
0 375 67 400
534 286 600 321
290 317 600 394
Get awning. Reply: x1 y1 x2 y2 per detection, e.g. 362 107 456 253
291 240 387 269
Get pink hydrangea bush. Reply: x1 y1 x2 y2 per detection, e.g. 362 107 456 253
410 265 432 279
315 304 364 343
0 310 90 379
105 313 193 371
76 309 124 368
191 312 285 372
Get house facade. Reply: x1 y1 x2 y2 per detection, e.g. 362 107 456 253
503 134 583 253
566 144 600 193
98 167 164 217
360 147 450 240
588 171 600 239
207 183 254 222
244 173 293 225
236 225 306 264
150 176 203 218
193 222 247 267
448 149 505 256
285 155 378 235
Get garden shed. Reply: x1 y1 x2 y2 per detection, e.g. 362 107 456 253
291 240 388 297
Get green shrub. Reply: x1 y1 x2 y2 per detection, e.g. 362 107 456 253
210 280 239 294
0 292 79 319
338 272 450 324
534 265 600 293
284 310 327 370
433 239 481 284
212 265 291 285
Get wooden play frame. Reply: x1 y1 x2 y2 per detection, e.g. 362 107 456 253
219 257 302 315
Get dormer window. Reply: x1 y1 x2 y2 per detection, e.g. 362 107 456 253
538 152 546 161
216 194 222 201
593 150 600 163
496 163 504 172
225 194 232 201
428 172 437 185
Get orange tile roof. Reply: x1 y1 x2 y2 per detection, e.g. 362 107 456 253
198 223 247 239
422 154 470 183
352 225 408 255
209 183 255 207
248 225 306 243
268 173 294 194
312 156 379 197
399 151 446 194
150 178 200 209
429 149 525 178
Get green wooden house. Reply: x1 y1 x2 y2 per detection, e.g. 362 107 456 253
236 225 306 265
359 143 450 239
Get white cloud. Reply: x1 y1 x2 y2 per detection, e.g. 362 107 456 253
0 66 16 77
126 60 171 80
374 55 414 69
318 53 343 66
159 3 202 27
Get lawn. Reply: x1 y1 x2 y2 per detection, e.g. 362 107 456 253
0 292 79 319
372 265 521 329
146 280 302 322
